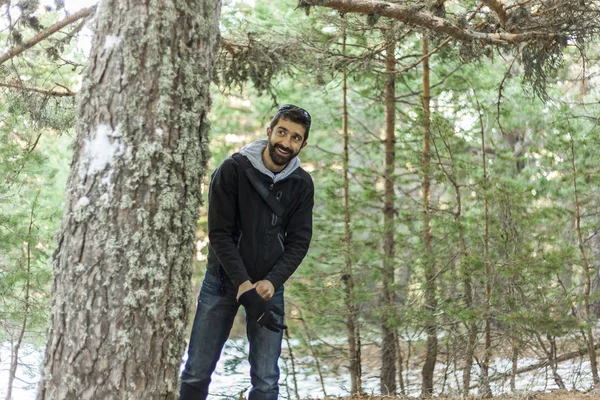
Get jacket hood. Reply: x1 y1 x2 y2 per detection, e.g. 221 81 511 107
239 139 301 183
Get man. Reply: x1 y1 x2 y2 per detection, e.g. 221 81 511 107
180 104 314 400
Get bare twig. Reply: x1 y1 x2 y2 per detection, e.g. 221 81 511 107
0 6 96 66
496 56 517 137
0 82 76 97
394 37 452 75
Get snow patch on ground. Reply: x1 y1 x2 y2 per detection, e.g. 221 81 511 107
1 339 595 399
0 343 43 399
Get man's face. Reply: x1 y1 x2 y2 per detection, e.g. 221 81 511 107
267 118 308 167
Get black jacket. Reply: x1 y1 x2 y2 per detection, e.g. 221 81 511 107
206 155 314 290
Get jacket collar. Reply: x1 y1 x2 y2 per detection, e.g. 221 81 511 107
238 139 301 183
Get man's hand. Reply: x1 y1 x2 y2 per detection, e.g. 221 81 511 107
255 280 275 300
238 288 287 333
236 280 254 301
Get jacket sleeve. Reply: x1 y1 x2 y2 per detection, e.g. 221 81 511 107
207 160 251 287
265 178 314 290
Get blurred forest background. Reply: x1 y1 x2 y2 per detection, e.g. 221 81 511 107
1 0 600 399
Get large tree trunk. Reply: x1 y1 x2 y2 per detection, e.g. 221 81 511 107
341 20 363 396
37 1 221 399
420 35 437 397
380 32 397 396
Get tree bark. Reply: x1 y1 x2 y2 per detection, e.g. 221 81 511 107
380 31 397 396
341 20 363 397
420 35 437 398
37 0 221 399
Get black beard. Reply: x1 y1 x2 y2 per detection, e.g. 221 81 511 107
268 142 297 166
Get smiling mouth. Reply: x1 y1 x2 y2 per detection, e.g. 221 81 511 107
276 146 291 155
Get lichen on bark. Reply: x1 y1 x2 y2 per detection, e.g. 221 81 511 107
38 0 221 399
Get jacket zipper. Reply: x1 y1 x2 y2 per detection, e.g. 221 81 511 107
237 231 243 249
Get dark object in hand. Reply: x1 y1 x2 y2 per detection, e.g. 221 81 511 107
239 289 287 333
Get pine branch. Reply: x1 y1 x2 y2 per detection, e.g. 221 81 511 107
0 6 97 66
299 0 559 45
480 0 508 26
0 82 76 97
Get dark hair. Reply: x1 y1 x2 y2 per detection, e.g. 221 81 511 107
269 104 311 142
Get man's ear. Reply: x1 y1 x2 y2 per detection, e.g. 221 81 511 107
266 127 272 138
301 141 308 149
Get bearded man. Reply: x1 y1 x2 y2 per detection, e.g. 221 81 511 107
180 104 314 400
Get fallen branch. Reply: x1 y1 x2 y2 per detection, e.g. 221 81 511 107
469 342 600 389
0 6 97 66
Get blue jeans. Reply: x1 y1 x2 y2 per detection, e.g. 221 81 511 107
180 271 285 400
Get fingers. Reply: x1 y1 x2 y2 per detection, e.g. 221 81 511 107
258 310 287 332
271 305 284 316
255 280 275 299
257 289 272 300
265 324 281 333
273 321 287 330
264 318 288 333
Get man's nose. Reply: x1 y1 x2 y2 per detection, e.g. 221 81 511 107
281 136 292 148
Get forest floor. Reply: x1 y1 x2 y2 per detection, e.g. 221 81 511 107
319 391 596 400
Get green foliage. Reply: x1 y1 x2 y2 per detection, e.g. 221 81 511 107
2 0 600 395
0 2 80 345
0 126 72 343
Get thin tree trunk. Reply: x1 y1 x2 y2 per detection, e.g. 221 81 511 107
569 133 600 385
397 337 406 395
284 330 300 400
510 337 519 391
297 311 328 397
421 35 437 398
431 105 475 398
6 196 37 400
37 1 221 399
341 20 363 396
380 31 397 396
546 335 566 389
477 86 493 398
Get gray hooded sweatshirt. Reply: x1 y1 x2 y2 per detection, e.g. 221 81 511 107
238 139 301 183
